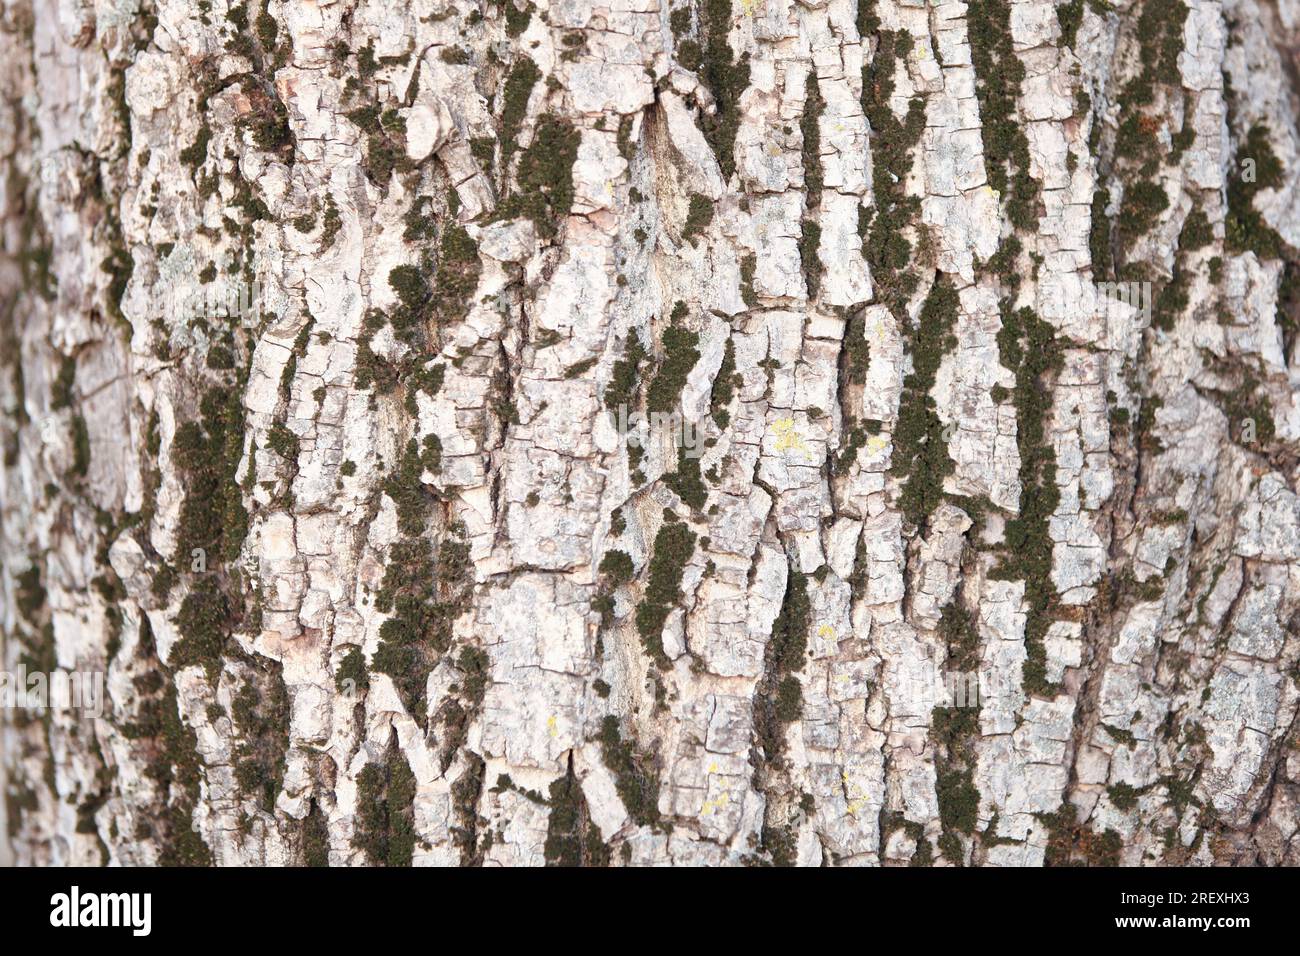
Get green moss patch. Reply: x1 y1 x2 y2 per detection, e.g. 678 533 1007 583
697 0 750 179
598 715 662 827
352 732 417 866
645 307 700 414
501 57 541 159
990 303 1063 697
754 567 810 761
893 278 959 528
231 664 290 811
682 193 714 245
968 0 1038 229
372 456 472 722
544 763 610 866
432 224 481 322
498 113 579 239
859 25 925 314
634 521 697 666
604 329 648 412
172 384 249 564
1226 124 1285 258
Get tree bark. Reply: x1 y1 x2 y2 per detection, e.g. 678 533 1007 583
3 0 1300 866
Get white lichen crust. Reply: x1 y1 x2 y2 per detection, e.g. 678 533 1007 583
2 0 1300 867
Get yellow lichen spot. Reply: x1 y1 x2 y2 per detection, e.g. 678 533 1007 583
702 789 732 817
772 418 808 457
546 715 558 738
740 0 759 16
842 770 869 817
817 624 837 653
707 761 719 775
866 434 888 456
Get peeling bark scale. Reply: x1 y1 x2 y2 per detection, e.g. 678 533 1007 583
3 0 1300 867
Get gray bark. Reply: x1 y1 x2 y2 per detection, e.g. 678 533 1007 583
3 0 1300 866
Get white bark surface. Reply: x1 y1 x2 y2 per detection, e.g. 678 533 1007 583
3 0 1300 865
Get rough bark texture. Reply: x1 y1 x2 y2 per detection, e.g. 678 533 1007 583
4 0 1300 867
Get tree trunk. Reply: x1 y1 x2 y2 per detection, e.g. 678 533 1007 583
3 0 1300 867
